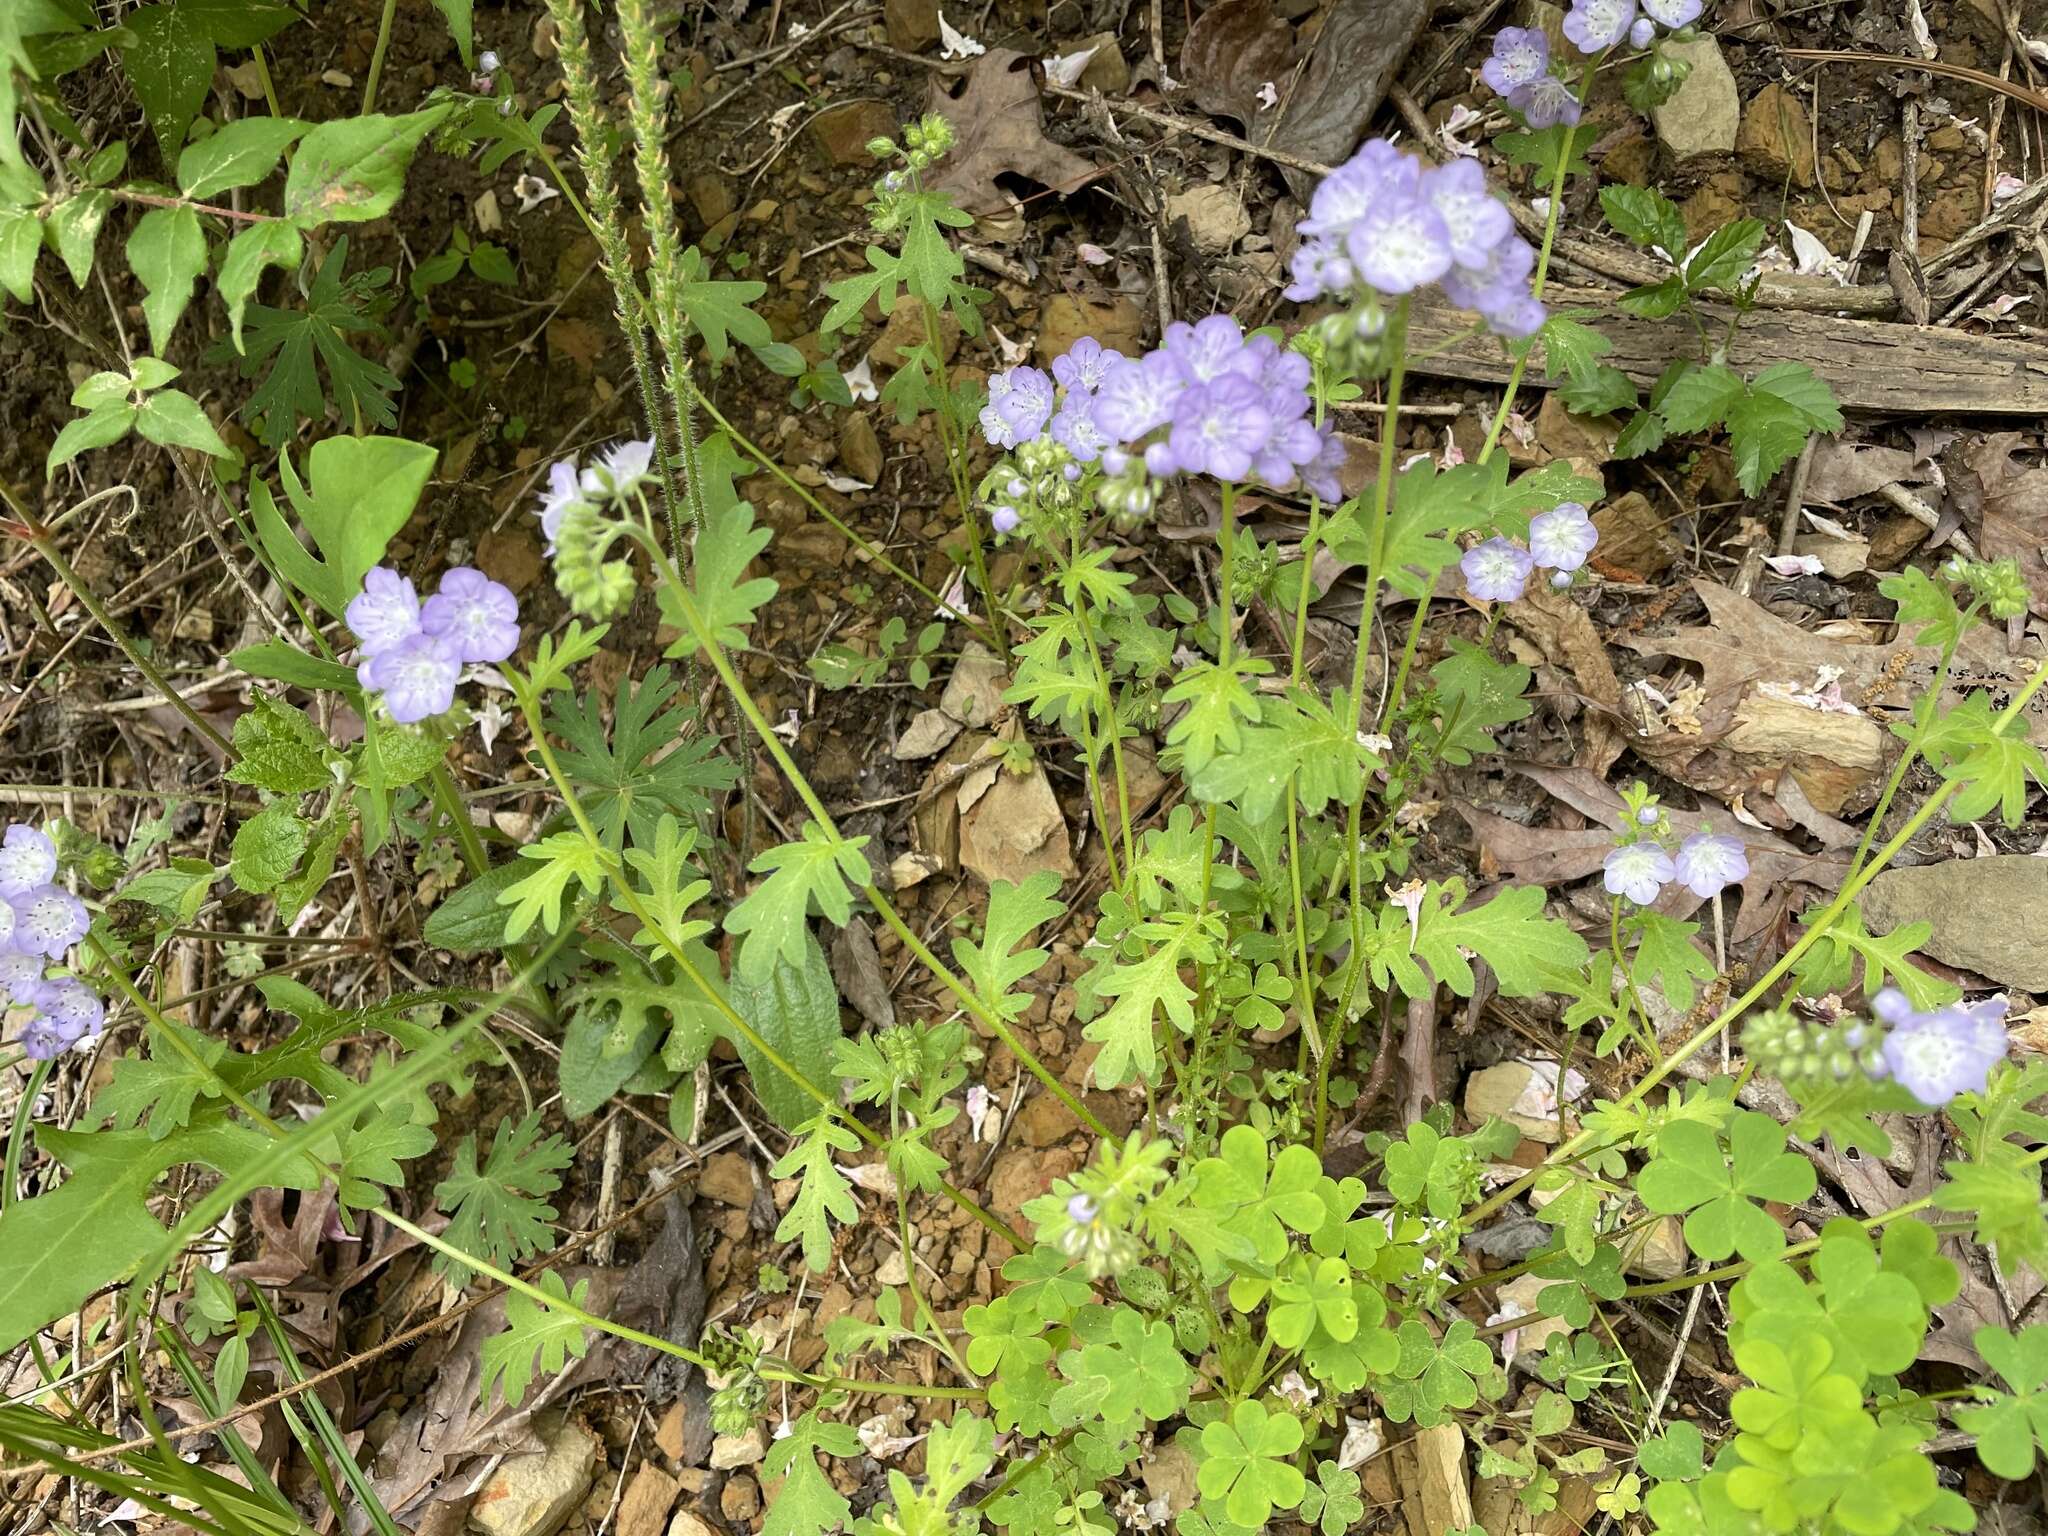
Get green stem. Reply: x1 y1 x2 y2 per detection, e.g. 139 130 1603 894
1464 656 2048 1230
376 1206 984 1398
693 394 997 647
1848 606 1973 877
360 0 398 114
921 301 1009 665
638 545 1113 1143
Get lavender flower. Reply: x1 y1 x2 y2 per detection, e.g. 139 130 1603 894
1639 0 1701 25
1160 316 1259 386
989 505 1022 535
422 567 521 664
978 366 1055 448
1050 396 1113 463
10 884 88 958
1563 0 1636 52
361 632 463 724
581 438 656 500
32 977 102 1044
1426 159 1515 267
1300 427 1347 502
1482 28 1550 94
0 950 41 1003
1628 16 1657 47
1604 841 1676 906
1672 832 1749 899
1874 990 2010 1106
18 1014 64 1061
1529 503 1599 571
536 458 585 548
1347 200 1455 295
1168 376 1272 483
1051 336 1124 394
1094 352 1186 441
346 567 423 657
1460 538 1535 602
1508 75 1584 129
0 825 57 896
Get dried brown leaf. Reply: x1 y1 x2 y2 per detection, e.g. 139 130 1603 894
925 50 1099 217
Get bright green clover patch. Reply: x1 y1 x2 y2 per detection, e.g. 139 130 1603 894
1638 1110 1816 1262
1196 1400 1307 1528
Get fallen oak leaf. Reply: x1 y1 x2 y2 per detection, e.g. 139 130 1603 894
925 49 1100 217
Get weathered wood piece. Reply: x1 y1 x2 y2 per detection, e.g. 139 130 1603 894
1407 285 2048 415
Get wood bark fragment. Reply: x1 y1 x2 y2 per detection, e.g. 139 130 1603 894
1406 285 2048 414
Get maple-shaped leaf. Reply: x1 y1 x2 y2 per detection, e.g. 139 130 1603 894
660 497 779 657
952 871 1060 1023
724 821 871 985
761 1410 860 1536
432 1112 572 1285
217 236 399 448
1085 909 1217 1088
769 1114 860 1272
547 665 736 851
479 1270 593 1407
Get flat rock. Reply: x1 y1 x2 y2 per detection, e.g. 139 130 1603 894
708 1427 767 1471
695 1151 756 1209
940 641 1008 728
617 1467 680 1536
1736 82 1815 187
1035 294 1146 366
894 706 963 761
1463 1059 1583 1144
1166 185 1250 255
1624 1214 1687 1280
470 1417 597 1536
883 0 939 51
1859 855 2048 990
1650 37 1739 161
810 100 897 166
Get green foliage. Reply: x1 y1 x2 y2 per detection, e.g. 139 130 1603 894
1196 1400 1306 1528
480 1271 593 1407
727 928 844 1131
223 238 402 447
547 665 735 850
1639 1111 1818 1262
432 1113 572 1286
724 821 871 985
770 1115 860 1272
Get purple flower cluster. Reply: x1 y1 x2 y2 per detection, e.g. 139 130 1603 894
1459 502 1599 603
1602 828 1749 906
0 825 103 1061
1285 140 1546 339
979 327 1345 500
348 566 520 724
1482 28 1582 129
1869 988 2009 1107
533 439 658 552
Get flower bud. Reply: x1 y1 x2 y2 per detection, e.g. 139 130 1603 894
865 136 897 158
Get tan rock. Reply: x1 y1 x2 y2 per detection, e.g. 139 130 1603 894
1166 185 1250 255
868 293 960 370
1015 1091 1080 1148
894 707 963 761
1860 855 2048 991
720 1475 762 1524
1407 1422 1473 1536
476 528 544 596
837 411 884 484
617 1467 680 1536
988 1147 1064 1224
1624 1214 1687 1280
1491 1272 1572 1359
1650 37 1739 161
709 1426 767 1471
1463 1060 1580 1144
810 100 897 167
1736 83 1815 187
883 0 939 51
470 1417 597 1536
696 1152 757 1209
654 1401 688 1461
1034 294 1146 367
686 172 735 229
939 641 1009 728
668 1514 719 1536
1075 32 1129 94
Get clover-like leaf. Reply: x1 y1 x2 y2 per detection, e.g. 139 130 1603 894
1638 1110 1816 1262
1196 1399 1307 1529
1267 1256 1356 1349
1192 1123 1325 1266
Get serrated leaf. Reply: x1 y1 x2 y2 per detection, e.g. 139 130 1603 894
1613 408 1666 459
660 498 778 656
1634 912 1716 1013
729 927 844 1130
676 245 771 363
45 405 135 475
1598 184 1689 259
1086 910 1216 1088
433 1112 571 1285
225 696 329 791
284 106 451 226
724 821 869 985
1426 641 1532 766
1163 656 1267 774
126 206 206 356
546 664 735 850
1684 217 1766 293
1655 362 1745 435
769 1115 861 1271
497 831 604 941
479 1270 591 1407
229 800 307 894
1725 387 1814 496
